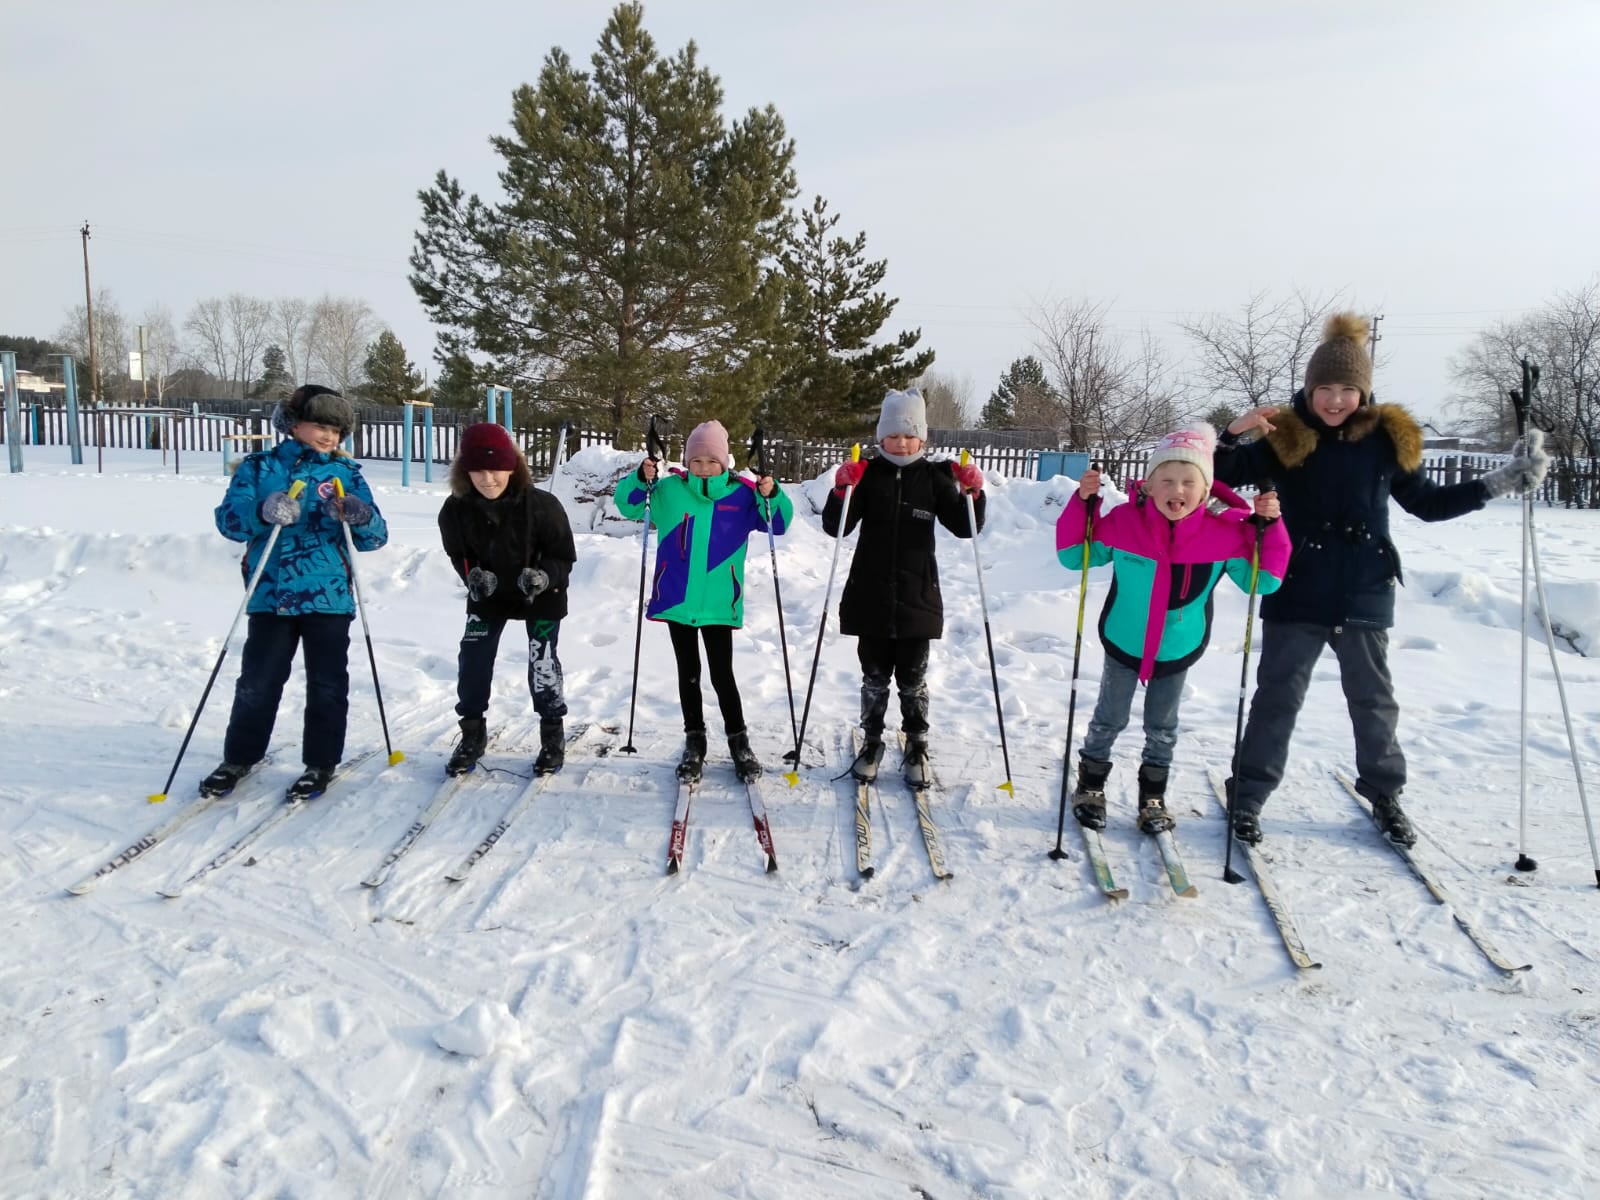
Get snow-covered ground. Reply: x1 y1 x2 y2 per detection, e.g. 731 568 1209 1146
3 443 1599 1199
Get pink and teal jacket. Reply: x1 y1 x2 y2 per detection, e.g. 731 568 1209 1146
1055 480 1291 682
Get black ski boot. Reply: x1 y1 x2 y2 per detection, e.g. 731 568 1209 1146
287 765 336 802
677 729 708 784
729 729 761 782
1231 809 1264 845
533 718 565 776
850 736 885 783
1370 792 1417 847
199 761 254 798
446 717 488 777
1136 762 1176 834
902 738 932 790
1072 757 1112 830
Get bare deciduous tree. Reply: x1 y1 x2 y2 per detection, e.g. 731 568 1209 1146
912 369 975 430
137 306 183 403
56 289 130 403
307 296 380 395
184 294 272 398
271 297 313 385
1179 290 1344 414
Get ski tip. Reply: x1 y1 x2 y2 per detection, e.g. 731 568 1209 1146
387 751 406 766
995 780 1015 797
859 866 875 880
666 859 680 875
147 792 168 804
782 771 800 788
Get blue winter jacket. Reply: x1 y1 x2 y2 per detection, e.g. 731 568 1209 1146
215 438 388 616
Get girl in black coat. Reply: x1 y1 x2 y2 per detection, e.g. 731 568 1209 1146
822 388 986 786
438 423 578 776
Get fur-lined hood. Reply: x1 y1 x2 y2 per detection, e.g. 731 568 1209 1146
1265 397 1424 472
448 454 532 499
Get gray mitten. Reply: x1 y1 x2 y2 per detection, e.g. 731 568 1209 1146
466 567 498 602
517 567 550 598
1482 428 1551 498
260 491 302 526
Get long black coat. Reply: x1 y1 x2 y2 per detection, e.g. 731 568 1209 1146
437 485 576 622
821 455 985 639
1214 393 1487 629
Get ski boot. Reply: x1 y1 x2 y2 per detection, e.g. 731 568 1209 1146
533 718 565 776
199 761 254 798
286 765 336 802
849 736 885 783
1370 793 1417 847
1071 757 1112 830
902 738 932 790
728 729 761 783
1230 809 1263 845
1135 762 1176 835
676 729 707 784
446 717 488 777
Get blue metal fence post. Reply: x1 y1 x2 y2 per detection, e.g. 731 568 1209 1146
423 403 434 482
402 402 414 487
2 352 22 473
63 356 83 464
500 387 513 433
485 385 498 426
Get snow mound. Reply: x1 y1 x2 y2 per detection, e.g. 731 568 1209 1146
433 1000 522 1057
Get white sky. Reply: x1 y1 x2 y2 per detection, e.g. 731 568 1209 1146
6 0 1598 425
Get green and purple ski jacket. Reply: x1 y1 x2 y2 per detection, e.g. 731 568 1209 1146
613 467 794 628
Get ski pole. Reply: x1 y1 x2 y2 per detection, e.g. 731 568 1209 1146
1511 361 1598 886
960 451 1012 796
548 421 569 490
621 416 663 755
1512 367 1533 871
1049 469 1096 860
1223 480 1273 885
335 478 403 766
149 480 307 803
786 443 860 786
749 427 800 761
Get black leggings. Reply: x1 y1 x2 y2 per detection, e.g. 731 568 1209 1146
667 622 745 734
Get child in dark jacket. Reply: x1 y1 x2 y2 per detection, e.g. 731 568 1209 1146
438 423 578 776
612 419 793 783
1057 425 1288 833
1215 313 1550 845
203 385 389 801
822 388 985 787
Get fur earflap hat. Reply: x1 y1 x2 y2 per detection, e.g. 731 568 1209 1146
876 387 929 443
1147 423 1217 490
684 420 731 472
1304 313 1373 403
273 384 353 438
458 422 520 471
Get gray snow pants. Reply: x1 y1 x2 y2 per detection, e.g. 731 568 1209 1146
1228 621 1405 814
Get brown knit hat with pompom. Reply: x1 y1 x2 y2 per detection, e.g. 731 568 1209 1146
1304 313 1373 403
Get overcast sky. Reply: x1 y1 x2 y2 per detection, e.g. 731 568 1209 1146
6 0 1597 426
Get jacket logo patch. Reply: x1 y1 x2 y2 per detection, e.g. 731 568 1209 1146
716 503 740 511
316 479 337 500
910 507 933 521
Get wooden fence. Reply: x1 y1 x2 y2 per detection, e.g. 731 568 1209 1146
3 397 1595 504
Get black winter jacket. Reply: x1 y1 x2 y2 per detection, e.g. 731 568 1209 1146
821 455 985 639
437 485 577 621
1214 392 1487 629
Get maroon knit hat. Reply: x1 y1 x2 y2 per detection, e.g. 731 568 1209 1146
459 423 519 471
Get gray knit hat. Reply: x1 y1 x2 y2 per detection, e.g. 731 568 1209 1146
876 387 928 443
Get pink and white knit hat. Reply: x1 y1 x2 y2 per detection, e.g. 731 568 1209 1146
1147 424 1217 489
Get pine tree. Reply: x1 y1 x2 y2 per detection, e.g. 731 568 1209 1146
360 331 424 405
765 195 935 437
410 3 797 444
431 346 484 410
250 345 293 400
983 356 1051 429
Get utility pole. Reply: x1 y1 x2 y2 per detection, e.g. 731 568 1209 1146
1368 312 1385 371
81 221 100 404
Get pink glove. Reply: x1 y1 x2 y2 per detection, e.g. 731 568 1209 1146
834 460 867 490
953 463 984 494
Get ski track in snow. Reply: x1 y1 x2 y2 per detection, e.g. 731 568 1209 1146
2 449 1599 1198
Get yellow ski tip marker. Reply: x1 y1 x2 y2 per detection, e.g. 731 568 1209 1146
388 750 406 766
148 792 168 804
996 780 1015 798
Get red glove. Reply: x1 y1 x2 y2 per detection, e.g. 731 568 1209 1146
953 463 984 494
834 460 867 490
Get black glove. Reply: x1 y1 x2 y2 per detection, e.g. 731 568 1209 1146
517 567 550 598
466 567 498 602
260 491 301 526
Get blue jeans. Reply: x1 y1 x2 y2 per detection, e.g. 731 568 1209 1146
1081 657 1185 768
223 613 352 769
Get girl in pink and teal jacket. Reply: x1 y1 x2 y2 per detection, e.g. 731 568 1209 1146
1054 425 1290 834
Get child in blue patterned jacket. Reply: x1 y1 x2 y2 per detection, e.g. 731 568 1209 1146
201 385 389 801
